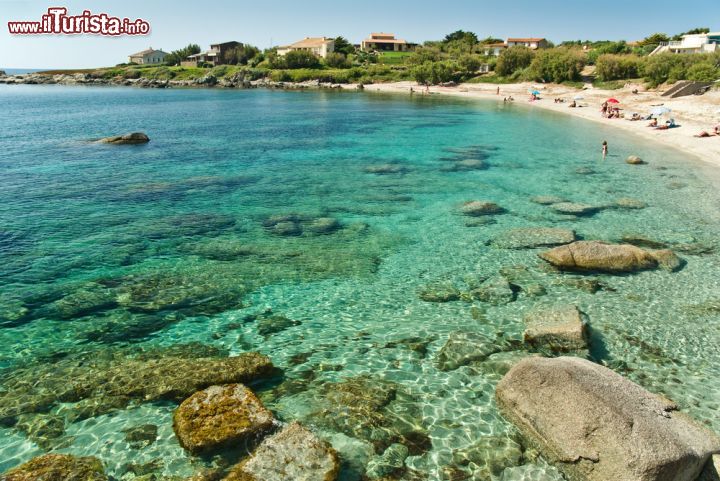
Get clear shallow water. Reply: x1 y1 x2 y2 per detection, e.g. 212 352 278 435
1 85 720 480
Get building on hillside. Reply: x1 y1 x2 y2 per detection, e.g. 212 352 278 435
181 41 244 67
483 37 549 56
506 38 549 49
277 37 335 58
650 32 720 56
360 33 413 52
482 42 508 56
128 47 168 65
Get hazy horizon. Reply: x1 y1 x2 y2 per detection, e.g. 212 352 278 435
1 0 718 69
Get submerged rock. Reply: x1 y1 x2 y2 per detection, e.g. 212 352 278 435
530 195 567 205
419 284 461 303
549 202 601 217
523 305 587 352
621 234 668 250
223 422 340 481
0 349 274 423
436 331 502 371
14 413 66 449
122 424 158 448
539 241 658 273
496 357 720 481
451 435 523 480
469 276 515 305
365 443 409 479
461 201 506 216
173 384 274 454
492 227 576 249
256 313 301 337
650 249 684 272
306 217 342 235
442 158 487 172
614 198 647 210
364 164 408 175
626 155 646 165
1 454 107 481
50 284 118 320
97 132 149 145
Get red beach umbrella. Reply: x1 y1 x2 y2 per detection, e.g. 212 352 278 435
607 98 620 104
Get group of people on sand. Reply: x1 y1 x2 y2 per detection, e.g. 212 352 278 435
601 101 622 119
695 125 720 137
503 96 515 102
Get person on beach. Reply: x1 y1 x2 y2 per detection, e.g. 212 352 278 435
695 131 713 138
601 101 608 116
497 86 500 95
602 141 608 159
569 100 577 108
648 118 658 127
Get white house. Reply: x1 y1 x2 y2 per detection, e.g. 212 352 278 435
277 37 335 58
128 47 168 65
650 32 720 56
483 38 549 56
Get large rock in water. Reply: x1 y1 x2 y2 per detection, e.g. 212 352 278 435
496 357 720 481
98 132 150 144
1 454 107 481
539 241 658 273
523 305 587 352
492 227 576 249
173 384 275 454
223 422 340 481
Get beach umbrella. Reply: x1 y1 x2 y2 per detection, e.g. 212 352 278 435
651 106 672 116
607 98 620 104
574 95 584 100
530 90 541 95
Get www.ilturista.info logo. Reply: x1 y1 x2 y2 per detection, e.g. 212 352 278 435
8 7 150 35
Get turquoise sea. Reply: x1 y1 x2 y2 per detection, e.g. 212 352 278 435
1 85 719 480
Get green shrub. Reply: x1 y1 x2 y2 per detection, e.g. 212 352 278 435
686 62 720 82
496 46 534 76
529 48 585 83
596 54 642 81
284 50 321 69
412 61 456 85
325 52 351 68
642 53 684 86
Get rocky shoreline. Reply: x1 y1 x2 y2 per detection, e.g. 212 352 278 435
0 71 351 90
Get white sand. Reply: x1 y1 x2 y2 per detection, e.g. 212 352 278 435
343 81 720 168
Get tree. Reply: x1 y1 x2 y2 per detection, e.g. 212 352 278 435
444 30 478 44
495 46 534 76
222 44 260 65
479 36 503 45
686 62 720 82
639 33 670 47
672 28 709 41
407 46 443 65
457 54 482 75
325 52 351 68
334 36 355 56
165 43 201 66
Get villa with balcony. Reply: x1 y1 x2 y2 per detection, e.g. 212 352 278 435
482 37 549 56
650 32 720 56
360 33 413 52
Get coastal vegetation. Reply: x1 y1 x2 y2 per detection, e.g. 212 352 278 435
31 28 720 88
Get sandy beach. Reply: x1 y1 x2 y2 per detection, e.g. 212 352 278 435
348 81 720 167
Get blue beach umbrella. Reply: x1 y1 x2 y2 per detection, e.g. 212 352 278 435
530 90 541 95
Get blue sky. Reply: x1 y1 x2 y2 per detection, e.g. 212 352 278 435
1 0 718 68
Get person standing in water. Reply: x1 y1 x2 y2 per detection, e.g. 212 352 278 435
602 140 608 159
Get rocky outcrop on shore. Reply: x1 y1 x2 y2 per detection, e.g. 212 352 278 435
0 71 347 90
496 356 720 481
